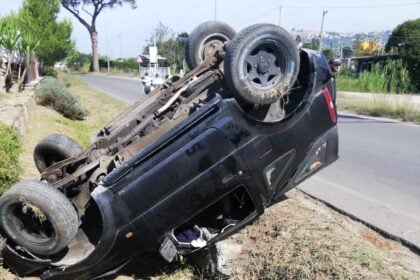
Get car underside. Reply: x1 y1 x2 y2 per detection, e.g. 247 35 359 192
0 22 339 279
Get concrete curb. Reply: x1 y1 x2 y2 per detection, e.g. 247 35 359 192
298 189 420 255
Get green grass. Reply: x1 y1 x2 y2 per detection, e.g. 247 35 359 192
337 59 412 94
0 124 22 195
19 74 127 180
337 93 420 123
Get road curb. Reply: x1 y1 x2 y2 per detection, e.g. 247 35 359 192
337 112 419 126
298 189 420 256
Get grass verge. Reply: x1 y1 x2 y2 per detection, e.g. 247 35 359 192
229 190 420 279
0 124 22 195
337 93 420 124
19 74 127 180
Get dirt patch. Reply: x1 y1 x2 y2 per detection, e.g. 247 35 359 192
229 190 420 280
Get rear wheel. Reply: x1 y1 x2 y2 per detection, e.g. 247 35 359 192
225 24 300 105
34 134 83 173
0 181 79 255
186 21 235 69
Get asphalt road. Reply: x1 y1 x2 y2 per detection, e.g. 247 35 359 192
80 74 420 249
299 115 420 249
78 74 144 103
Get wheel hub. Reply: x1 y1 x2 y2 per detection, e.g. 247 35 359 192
257 58 270 74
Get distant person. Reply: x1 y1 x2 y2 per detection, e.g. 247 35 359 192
328 59 342 76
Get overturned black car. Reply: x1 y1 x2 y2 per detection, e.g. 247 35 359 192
0 22 338 279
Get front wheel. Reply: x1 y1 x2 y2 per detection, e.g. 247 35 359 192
224 24 300 105
0 181 79 255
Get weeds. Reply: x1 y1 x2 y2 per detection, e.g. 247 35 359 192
337 59 412 94
230 191 419 280
20 197 47 222
337 93 420 123
0 124 22 195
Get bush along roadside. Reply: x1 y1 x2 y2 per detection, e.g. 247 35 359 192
35 76 89 120
337 59 412 94
0 124 22 195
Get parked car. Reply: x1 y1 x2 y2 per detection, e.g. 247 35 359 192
0 21 338 280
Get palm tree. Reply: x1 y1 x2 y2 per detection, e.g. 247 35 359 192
17 30 42 91
0 19 6 86
2 17 20 91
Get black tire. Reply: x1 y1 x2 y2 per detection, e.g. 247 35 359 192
225 24 300 105
186 21 235 69
34 134 83 173
0 181 79 255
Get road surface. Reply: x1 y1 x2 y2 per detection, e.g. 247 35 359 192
299 115 420 249
79 74 420 249
78 74 144 103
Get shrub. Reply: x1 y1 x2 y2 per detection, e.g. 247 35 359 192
40 66 59 78
35 76 89 120
0 124 22 195
337 59 412 94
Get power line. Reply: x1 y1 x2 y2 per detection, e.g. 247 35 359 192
239 9 278 25
282 2 420 10
240 2 420 26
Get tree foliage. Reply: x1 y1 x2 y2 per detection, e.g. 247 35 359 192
61 0 137 72
342 47 353 59
66 50 92 72
19 0 74 66
303 37 320 51
144 22 188 71
322 49 334 59
386 19 420 91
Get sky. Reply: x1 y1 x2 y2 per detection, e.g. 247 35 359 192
1 0 419 58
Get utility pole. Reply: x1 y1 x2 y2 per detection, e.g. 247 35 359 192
319 10 328 52
278 6 282 26
118 34 123 61
214 0 217 21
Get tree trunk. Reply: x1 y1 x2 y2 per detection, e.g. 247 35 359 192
6 51 14 76
91 30 99 72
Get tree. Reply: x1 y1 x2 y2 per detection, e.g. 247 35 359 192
1 14 20 91
19 0 74 67
143 22 188 72
342 47 353 58
61 0 137 72
386 19 420 91
303 37 320 50
322 49 334 59
66 50 91 72
17 30 42 90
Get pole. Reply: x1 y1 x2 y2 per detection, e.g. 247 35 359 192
319 10 328 52
215 0 217 21
118 34 123 61
278 6 282 26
